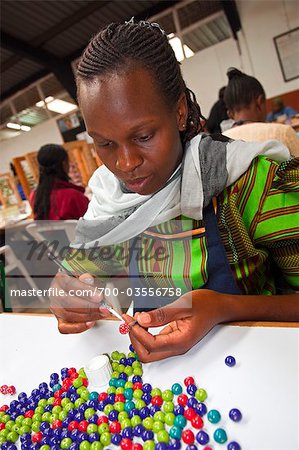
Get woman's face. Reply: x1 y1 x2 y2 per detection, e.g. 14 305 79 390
79 66 187 195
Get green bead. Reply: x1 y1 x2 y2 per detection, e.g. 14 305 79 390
118 411 128 422
40 446 50 450
143 440 155 450
76 387 85 396
135 400 146 410
133 389 143 400
127 352 136 359
15 415 24 425
6 431 19 443
207 409 221 424
78 367 86 376
214 428 227 444
132 361 142 369
111 371 119 379
164 413 175 426
75 398 85 408
124 366 133 376
11 424 21 434
115 387 125 395
32 413 42 422
152 421 164 433
112 362 119 371
61 398 71 408
0 412 4 419
81 390 90 401
0 430 9 438
64 403 74 413
114 402 125 412
84 408 96 420
118 364 125 373
79 441 91 450
195 388 207 402
19 425 31 435
133 367 143 376
111 351 120 361
163 401 174 413
73 377 83 388
121 419 131 429
124 381 133 389
100 432 111 446
98 423 109 434
1 415 10 424
52 406 62 415
87 424 98 434
143 417 154 430
171 383 182 395
162 390 173 402
124 401 135 412
60 437 72 449
0 437 5 445
118 353 126 360
32 421 41 432
35 406 44 415
90 442 103 450
107 386 116 394
151 388 162 397
174 415 187 428
38 399 48 408
42 412 51 422
47 397 55 405
58 411 67 422
5 420 15 431
157 430 169 443
22 418 32 427
169 426 182 439
131 415 142 427
154 411 165 423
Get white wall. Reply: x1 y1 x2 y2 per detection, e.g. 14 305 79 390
1 118 63 172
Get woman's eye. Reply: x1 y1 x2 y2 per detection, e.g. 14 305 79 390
96 141 113 148
137 134 152 142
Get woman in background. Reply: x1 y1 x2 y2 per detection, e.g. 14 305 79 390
30 144 89 220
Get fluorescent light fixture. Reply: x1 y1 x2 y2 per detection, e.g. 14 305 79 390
7 122 21 130
168 35 194 62
35 96 77 114
20 125 31 131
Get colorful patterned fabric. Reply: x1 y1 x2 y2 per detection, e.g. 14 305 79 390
63 156 299 295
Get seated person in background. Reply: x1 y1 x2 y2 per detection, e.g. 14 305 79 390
267 97 297 123
223 68 299 156
30 144 89 220
205 86 229 134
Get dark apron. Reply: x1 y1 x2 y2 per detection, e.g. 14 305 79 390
130 201 241 313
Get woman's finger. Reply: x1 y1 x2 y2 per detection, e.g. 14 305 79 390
57 318 96 334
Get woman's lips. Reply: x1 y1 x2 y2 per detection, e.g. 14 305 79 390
124 175 152 192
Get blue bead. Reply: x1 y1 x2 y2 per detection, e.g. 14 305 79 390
50 437 60 445
111 434 122 445
148 404 160 416
10 412 18 420
50 446 61 450
77 432 88 443
87 400 98 409
139 407 150 419
67 409 76 420
31 444 40 450
132 375 142 383
68 386 76 394
18 392 28 402
129 344 135 352
173 405 184 416
119 358 128 366
41 436 51 445
127 357 136 366
229 408 242 422
74 412 85 421
45 392 52 400
45 405 53 412
52 429 62 438
186 446 197 450
196 430 209 445
186 384 197 396
187 397 198 408
133 424 144 437
61 368 69 375
88 414 98 424
43 427 53 437
1 442 12 450
225 355 236 367
70 394 79 403
119 373 128 381
50 373 59 380
108 410 119 421
155 444 167 450
142 383 152 393
21 443 31 450
88 432 100 443
10 400 19 410
129 408 140 418
78 403 88 413
195 402 207 416
70 430 79 441
62 418 71 427
60 429 68 439
227 442 241 450
122 427 134 439
142 430 154 441
40 422 50 432
107 393 116 404
168 439 181 450
20 434 31 443
141 393 151 405
69 444 79 450
97 401 107 411
60 392 68 399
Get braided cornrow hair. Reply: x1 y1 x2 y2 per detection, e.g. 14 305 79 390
76 20 205 143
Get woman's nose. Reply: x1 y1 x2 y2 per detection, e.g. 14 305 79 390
115 145 143 173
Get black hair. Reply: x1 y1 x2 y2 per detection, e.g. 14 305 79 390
76 20 205 143
224 67 265 112
34 144 68 220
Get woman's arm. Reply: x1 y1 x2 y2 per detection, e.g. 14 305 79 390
123 289 299 362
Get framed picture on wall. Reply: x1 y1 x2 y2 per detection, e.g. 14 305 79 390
274 27 299 82
57 111 86 142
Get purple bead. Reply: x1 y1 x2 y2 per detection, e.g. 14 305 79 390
78 403 88 413
225 356 236 367
9 412 18 421
122 427 134 439
40 422 50 432
133 424 144 437
87 400 98 409
49 437 60 445
186 384 197 396
77 432 89 443
227 442 241 450
142 383 152 393
196 431 209 445
20 434 31 443
69 444 79 450
129 344 135 352
43 427 53 437
88 432 100 443
45 405 53 412
62 417 71 427
41 436 51 445
127 357 136 366
129 408 140 418
141 393 151 405
18 392 28 402
107 393 116 404
139 407 150 419
195 402 207 416
111 434 122 445
52 428 62 438
88 414 98 424
132 375 142 383
21 444 31 450
119 358 128 366
168 439 181 450
70 430 79 441
31 444 40 450
187 397 198 408
119 373 128 380
60 429 68 439
74 412 84 421
68 386 76 394
142 430 154 441
97 401 107 411
155 444 167 450
70 394 79 403
174 405 185 416
67 409 75 420
50 373 59 380
229 408 242 422
148 404 160 415
186 446 198 450
108 410 119 421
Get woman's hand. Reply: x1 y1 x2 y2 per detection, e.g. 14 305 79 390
123 289 228 362
49 272 111 334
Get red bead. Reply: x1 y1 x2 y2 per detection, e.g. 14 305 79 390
97 416 108 425
62 379 72 390
133 382 143 391
0 423 5 431
203 447 213 450
52 420 62 429
177 394 188 406
191 415 204 429
0 385 8 394
151 396 163 406
7 386 16 395
68 421 79 431
184 377 195 386
115 394 125 403
182 429 195 444
109 421 121 434
0 405 8 412
32 432 43 443
67 368 77 376
98 392 108 401
119 323 130 335
184 407 196 421
132 444 143 450
53 398 61 406
54 390 62 398
24 410 34 418
78 420 89 432
82 378 88 387
120 438 132 450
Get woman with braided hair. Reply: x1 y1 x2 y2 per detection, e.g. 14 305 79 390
30 144 89 220
49 20 299 361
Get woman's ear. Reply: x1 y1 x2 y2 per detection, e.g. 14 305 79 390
176 93 188 131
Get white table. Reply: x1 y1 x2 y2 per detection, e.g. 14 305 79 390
0 314 298 450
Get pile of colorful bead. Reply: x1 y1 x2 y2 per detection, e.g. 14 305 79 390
0 345 242 450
